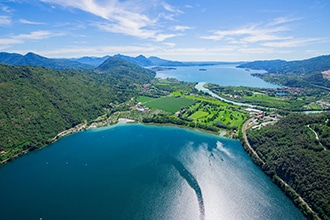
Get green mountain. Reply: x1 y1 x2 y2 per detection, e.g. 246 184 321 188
0 52 93 70
237 55 330 74
237 55 330 88
96 56 156 83
113 54 154 66
0 58 155 161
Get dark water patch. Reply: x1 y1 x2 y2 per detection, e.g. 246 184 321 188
130 160 169 188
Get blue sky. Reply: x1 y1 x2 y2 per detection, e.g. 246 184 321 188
0 0 329 61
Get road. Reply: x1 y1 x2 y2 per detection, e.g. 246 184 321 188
241 118 265 165
307 124 327 151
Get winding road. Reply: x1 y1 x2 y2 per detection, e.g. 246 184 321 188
307 124 326 151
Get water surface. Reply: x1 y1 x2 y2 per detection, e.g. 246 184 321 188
156 65 278 88
0 124 304 220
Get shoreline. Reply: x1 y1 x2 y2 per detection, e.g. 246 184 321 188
0 114 322 219
0 116 231 166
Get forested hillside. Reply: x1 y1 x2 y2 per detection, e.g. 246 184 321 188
237 55 330 74
246 113 330 219
96 57 155 82
0 59 155 162
237 55 330 88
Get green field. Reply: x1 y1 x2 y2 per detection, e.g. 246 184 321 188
142 96 196 113
243 93 291 108
137 96 156 103
190 110 209 119
183 101 247 129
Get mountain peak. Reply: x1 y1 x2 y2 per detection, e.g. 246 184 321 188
25 52 39 56
96 57 132 71
96 56 156 82
113 54 153 66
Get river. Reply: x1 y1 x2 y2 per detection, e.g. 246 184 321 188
195 82 256 107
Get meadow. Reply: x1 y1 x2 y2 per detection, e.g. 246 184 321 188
137 96 196 113
182 99 247 130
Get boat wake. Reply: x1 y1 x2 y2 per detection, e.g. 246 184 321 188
161 155 205 220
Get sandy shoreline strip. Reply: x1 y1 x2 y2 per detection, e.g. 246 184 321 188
117 118 135 124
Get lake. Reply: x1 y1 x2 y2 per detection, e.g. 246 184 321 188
156 64 279 88
0 124 304 220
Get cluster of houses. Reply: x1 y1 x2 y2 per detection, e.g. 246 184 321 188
245 108 280 130
130 103 149 112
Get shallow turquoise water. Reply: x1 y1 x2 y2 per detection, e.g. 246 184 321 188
0 124 304 219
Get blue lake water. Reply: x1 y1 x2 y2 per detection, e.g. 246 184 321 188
0 124 304 220
156 64 279 88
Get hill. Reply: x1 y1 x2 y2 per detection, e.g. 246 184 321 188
237 55 330 74
0 52 93 70
246 113 330 219
0 60 155 162
96 56 156 83
237 55 330 88
113 54 153 66
148 56 172 66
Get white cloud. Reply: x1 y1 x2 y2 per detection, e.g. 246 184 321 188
0 38 22 46
0 30 57 48
202 23 290 42
19 19 45 25
266 17 301 27
40 0 180 41
162 2 183 14
15 30 53 40
238 47 277 54
95 22 177 42
1 5 14 13
171 25 193 32
262 38 321 48
0 16 11 25
163 42 176 48
201 16 320 52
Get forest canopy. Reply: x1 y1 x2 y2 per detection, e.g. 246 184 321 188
247 113 330 219
0 59 155 160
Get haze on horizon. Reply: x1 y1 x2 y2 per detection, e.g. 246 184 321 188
0 0 329 62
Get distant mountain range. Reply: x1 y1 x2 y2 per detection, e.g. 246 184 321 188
237 55 330 88
0 52 242 70
74 53 241 67
237 55 330 75
0 52 94 70
1 51 330 83
69 55 111 67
